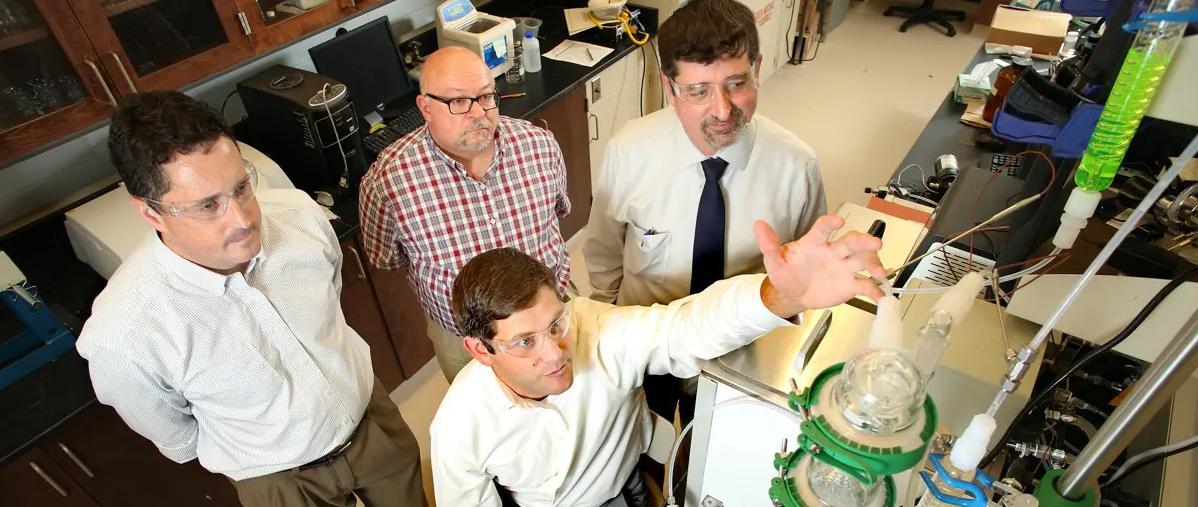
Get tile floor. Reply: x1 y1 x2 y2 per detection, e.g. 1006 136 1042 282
386 2 986 505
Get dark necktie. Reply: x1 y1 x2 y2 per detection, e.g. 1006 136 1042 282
691 157 729 294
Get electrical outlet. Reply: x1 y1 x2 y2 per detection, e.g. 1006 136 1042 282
589 76 602 104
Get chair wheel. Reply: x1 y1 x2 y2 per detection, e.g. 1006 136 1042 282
883 7 894 16
946 28 956 36
899 25 908 32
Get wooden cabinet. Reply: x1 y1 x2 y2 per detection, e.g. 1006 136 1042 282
68 0 253 95
0 0 122 162
340 236 406 391
366 264 435 379
236 0 377 50
40 403 239 507
1 0 388 166
0 447 100 506
0 403 239 507
530 84 592 239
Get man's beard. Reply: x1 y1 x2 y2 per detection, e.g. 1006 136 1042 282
459 118 495 152
700 106 747 151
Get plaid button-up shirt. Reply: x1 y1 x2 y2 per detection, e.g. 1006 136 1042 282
358 116 571 335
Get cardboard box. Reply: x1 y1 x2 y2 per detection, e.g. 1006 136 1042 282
987 6 1071 55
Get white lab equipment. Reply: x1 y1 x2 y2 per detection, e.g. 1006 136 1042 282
63 142 293 280
435 0 516 78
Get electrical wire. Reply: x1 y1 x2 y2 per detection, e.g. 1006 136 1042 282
892 163 932 192
1102 433 1198 487
588 9 649 45
321 83 350 193
980 264 1198 467
220 90 238 119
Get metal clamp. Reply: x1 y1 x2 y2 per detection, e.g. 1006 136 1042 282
58 443 95 478
82 59 117 107
347 246 367 280
108 52 137 92
29 462 68 497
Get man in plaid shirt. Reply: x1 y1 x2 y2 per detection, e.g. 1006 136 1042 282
359 47 571 382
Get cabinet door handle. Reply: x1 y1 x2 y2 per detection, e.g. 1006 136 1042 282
82 59 117 107
348 0 357 8
347 245 367 280
589 114 598 141
536 118 549 131
29 462 68 497
57 443 95 478
237 11 252 36
109 52 137 93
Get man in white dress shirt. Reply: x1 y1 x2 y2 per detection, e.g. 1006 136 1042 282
431 216 885 506
76 91 425 506
583 0 828 425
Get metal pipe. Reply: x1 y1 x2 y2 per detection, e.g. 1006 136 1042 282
1056 308 1198 499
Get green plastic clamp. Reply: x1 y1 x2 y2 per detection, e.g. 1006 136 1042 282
791 362 939 479
1033 469 1097 507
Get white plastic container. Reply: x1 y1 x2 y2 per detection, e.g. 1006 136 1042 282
522 31 541 73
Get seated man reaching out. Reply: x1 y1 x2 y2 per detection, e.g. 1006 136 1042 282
430 216 885 506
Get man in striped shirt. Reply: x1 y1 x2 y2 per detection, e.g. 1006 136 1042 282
77 91 425 506
359 47 571 382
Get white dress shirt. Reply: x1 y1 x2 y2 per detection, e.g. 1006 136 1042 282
584 108 827 306
76 189 374 481
429 274 791 506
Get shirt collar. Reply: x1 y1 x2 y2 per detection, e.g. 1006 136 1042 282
150 229 267 296
482 364 549 410
674 113 758 173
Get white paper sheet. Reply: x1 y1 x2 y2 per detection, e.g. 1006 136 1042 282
544 39 613 67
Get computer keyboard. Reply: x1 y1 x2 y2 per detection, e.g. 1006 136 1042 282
363 107 425 155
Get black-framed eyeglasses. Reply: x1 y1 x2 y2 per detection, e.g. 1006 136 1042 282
424 92 500 115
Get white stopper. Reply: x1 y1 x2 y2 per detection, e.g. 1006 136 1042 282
1053 188 1102 249
869 296 904 350
931 272 984 326
948 414 997 472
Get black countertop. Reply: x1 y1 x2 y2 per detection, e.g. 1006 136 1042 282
1 2 656 463
891 46 1054 193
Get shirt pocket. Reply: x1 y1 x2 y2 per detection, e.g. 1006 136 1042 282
624 221 670 282
488 442 557 502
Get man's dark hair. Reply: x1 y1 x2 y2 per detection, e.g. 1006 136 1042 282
657 0 760 80
452 248 557 349
108 90 233 202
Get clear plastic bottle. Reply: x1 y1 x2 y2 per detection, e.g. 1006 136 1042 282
1073 0 1193 192
522 31 541 73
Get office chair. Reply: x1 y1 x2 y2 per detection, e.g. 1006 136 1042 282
883 0 967 37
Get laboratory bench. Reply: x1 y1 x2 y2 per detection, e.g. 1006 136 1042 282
0 3 659 504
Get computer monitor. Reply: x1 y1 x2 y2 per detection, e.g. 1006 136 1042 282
309 17 412 122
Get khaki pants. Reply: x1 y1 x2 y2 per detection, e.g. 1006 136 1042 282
427 318 472 382
231 378 426 507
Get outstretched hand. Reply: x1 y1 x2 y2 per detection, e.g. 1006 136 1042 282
755 215 886 319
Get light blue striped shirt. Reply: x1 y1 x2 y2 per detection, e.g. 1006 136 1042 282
77 189 373 480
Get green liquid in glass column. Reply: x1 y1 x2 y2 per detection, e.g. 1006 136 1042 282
1074 48 1174 192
